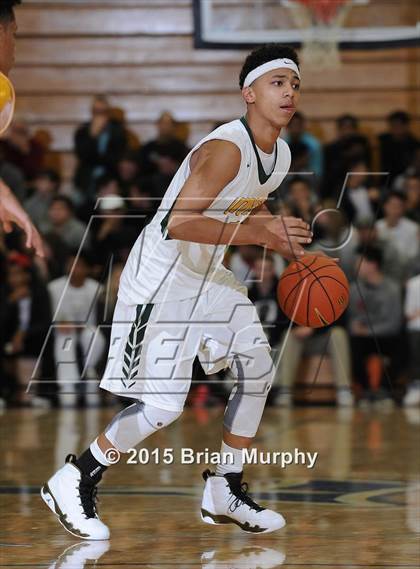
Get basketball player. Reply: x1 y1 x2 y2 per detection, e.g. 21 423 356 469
0 0 44 256
42 44 315 540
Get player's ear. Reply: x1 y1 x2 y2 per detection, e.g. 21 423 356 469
242 86 256 104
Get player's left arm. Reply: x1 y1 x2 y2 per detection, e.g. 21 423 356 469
242 202 274 225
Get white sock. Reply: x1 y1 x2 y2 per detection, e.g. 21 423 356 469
90 437 114 467
215 441 244 476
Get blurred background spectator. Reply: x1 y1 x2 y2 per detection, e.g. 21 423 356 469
0 118 45 182
322 114 371 200
285 111 323 178
348 246 403 407
74 95 128 202
24 169 61 233
138 111 189 178
1 253 51 406
375 191 419 266
48 252 105 407
379 111 419 184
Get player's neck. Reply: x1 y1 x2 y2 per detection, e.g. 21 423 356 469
244 112 280 154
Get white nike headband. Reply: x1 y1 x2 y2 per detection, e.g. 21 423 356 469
243 58 301 88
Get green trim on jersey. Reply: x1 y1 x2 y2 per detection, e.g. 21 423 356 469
160 201 176 240
240 116 278 185
122 303 154 388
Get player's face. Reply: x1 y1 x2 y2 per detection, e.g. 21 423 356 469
0 19 17 76
245 68 300 129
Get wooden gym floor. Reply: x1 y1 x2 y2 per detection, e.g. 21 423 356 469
0 405 419 568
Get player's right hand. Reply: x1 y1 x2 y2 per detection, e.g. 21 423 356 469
262 215 312 260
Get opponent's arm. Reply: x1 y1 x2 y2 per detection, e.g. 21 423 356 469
167 140 312 258
0 178 44 256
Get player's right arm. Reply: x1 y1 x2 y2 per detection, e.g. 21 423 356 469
167 140 311 259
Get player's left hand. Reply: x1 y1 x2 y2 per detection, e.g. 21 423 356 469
0 180 45 257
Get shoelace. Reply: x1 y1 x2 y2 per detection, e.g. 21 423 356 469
79 478 99 519
227 481 264 513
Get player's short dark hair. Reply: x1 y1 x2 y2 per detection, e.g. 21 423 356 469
357 245 383 268
384 190 406 204
239 44 299 89
388 110 410 125
0 1 21 23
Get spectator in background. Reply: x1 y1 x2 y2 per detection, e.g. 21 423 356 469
379 111 419 184
288 140 312 177
228 244 285 285
92 195 138 269
322 114 371 199
0 118 45 181
403 273 420 406
138 111 189 178
2 254 51 406
393 147 420 192
286 176 320 225
125 181 157 226
95 175 121 199
74 95 128 200
48 251 105 407
45 196 90 250
340 159 376 225
247 253 287 348
285 111 322 177
0 147 26 201
24 169 61 233
353 221 406 283
375 191 419 265
402 175 420 224
275 322 353 407
116 152 159 211
228 244 261 284
116 150 141 196
348 246 402 406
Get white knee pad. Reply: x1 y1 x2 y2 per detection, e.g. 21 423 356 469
105 401 182 453
224 347 274 438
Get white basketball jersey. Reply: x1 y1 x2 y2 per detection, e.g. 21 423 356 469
118 118 291 305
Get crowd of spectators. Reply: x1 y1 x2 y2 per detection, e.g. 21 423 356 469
0 99 419 409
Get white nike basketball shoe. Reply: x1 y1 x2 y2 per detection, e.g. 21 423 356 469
41 454 110 540
201 470 286 534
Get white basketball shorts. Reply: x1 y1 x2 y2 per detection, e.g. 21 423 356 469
99 283 271 412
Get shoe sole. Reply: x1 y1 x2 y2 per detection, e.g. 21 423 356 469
200 508 285 534
40 483 107 540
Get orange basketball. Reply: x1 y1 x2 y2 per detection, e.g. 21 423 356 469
277 255 349 328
